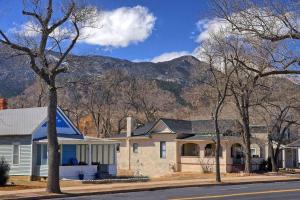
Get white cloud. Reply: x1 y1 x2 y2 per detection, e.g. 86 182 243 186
9 21 40 37
80 6 156 48
195 18 229 43
150 51 190 63
10 21 70 39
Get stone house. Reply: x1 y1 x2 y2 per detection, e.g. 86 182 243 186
111 117 274 177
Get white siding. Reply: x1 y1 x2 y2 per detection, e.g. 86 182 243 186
0 135 32 176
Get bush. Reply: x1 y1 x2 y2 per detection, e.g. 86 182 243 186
0 157 10 186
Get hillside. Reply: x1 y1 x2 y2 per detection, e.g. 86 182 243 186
1 45 300 135
0 44 209 98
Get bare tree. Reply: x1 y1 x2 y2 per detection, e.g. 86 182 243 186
199 34 238 182
213 0 300 77
125 78 176 122
60 83 87 128
0 0 93 193
84 70 128 137
258 99 299 171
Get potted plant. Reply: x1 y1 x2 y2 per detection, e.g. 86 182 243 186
78 171 84 180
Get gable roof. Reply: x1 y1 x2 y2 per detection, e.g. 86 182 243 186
133 121 156 136
0 107 48 136
131 118 240 136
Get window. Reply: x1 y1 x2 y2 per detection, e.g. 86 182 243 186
160 141 166 158
133 143 138 153
12 144 20 165
250 144 260 158
181 143 199 156
205 143 222 157
41 144 48 165
116 144 120 152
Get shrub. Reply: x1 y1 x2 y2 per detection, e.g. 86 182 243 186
0 157 10 186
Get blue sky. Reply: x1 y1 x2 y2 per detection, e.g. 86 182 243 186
0 0 214 62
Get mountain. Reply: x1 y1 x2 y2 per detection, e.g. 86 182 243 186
0 45 210 98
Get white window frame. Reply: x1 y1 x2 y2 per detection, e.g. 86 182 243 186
160 141 166 159
12 143 20 165
41 144 48 165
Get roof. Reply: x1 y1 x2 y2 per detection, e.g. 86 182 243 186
131 118 240 137
35 136 120 144
0 107 48 136
285 139 300 148
178 134 242 142
250 125 268 133
133 122 156 136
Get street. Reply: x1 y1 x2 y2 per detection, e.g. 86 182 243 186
54 180 300 200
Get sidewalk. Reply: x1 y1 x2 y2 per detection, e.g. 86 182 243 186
1 174 300 200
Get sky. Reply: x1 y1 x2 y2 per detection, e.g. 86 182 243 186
0 0 216 62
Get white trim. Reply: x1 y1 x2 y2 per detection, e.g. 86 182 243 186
57 107 82 136
12 143 21 166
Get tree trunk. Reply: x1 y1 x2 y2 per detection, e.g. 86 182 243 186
46 84 61 193
214 98 224 183
268 140 278 172
243 123 251 174
215 127 221 182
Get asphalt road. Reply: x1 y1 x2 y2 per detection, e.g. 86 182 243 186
54 181 300 200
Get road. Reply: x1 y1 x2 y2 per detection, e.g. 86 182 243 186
54 180 300 200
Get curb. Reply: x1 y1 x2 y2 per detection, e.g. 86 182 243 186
4 178 300 200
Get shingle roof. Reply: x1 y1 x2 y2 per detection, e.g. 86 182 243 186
132 118 240 136
179 134 241 141
133 122 156 136
161 118 239 134
0 107 48 136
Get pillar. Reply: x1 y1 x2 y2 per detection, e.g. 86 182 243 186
282 148 286 168
88 144 92 165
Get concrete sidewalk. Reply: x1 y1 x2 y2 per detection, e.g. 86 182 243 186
1 174 300 200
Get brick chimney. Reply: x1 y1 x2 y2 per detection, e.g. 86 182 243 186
0 98 7 110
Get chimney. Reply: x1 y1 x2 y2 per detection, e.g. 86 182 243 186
126 116 135 137
0 98 7 110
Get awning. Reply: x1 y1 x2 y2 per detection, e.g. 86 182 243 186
34 136 120 145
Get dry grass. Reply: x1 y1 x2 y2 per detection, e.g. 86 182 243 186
150 172 242 181
0 177 89 191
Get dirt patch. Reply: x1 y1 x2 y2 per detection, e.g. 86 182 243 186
0 177 89 191
150 172 249 181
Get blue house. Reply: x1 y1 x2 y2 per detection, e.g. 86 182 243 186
0 105 119 180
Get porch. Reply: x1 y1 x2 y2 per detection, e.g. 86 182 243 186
33 136 119 180
177 138 265 173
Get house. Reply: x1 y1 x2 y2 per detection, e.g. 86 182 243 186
0 98 119 180
111 117 297 177
283 139 300 168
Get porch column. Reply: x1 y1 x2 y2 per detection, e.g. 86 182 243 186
282 148 286 168
88 144 92 165
298 148 300 168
